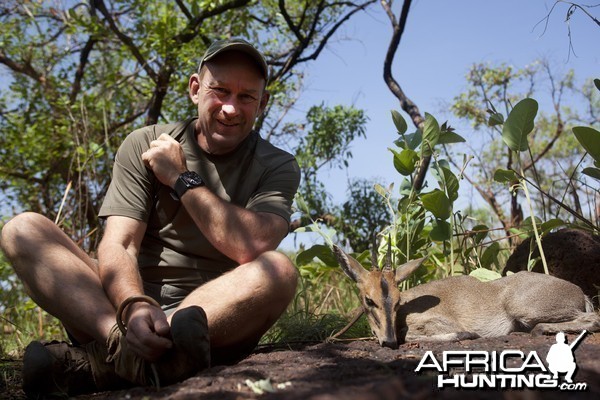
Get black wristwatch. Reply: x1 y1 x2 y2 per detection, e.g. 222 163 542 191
172 171 205 201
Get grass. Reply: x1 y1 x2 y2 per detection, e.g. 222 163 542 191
1 305 68 360
0 359 23 398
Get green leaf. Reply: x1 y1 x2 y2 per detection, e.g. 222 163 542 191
430 219 451 241
493 168 517 183
443 166 459 202
432 164 459 202
488 112 504 126
396 130 422 150
437 131 466 144
520 216 543 235
582 167 600 180
471 224 489 244
502 98 538 152
421 189 452 220
480 242 501 270
422 113 440 156
296 244 336 267
391 110 408 135
391 148 419 176
294 194 309 214
573 126 600 163
470 268 502 282
594 78 600 92
540 218 565 233
399 178 412 196
373 183 388 198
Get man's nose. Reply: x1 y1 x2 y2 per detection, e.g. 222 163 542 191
221 102 239 117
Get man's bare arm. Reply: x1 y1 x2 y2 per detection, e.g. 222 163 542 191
180 188 288 264
98 215 147 307
97 215 172 361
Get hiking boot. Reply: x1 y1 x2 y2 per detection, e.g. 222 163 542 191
22 340 97 399
93 305 211 387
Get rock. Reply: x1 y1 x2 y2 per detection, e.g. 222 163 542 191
503 229 600 306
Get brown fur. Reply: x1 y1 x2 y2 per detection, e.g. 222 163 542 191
334 244 600 349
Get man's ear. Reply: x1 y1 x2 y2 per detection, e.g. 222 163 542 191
189 73 201 104
258 90 270 115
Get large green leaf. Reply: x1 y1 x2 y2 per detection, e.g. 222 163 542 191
470 268 502 282
471 224 489 244
573 126 600 163
582 167 600 180
493 168 518 183
501 98 538 152
421 189 452 220
437 131 466 144
391 148 419 176
422 113 440 156
391 110 408 135
404 130 423 150
296 244 337 267
431 164 459 202
430 219 451 241
480 242 501 270
540 218 565 233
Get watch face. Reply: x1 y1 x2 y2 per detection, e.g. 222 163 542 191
182 171 204 187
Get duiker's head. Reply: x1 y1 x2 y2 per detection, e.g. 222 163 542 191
333 244 425 349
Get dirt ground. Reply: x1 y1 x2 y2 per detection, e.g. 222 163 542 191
5 332 599 400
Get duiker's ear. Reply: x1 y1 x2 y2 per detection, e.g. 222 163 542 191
332 245 367 283
394 257 427 284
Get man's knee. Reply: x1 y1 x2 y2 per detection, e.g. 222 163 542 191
1 212 50 257
251 251 298 300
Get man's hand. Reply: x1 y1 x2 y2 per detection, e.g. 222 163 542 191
141 134 187 188
125 303 173 362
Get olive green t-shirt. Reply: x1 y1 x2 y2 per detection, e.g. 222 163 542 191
99 118 300 288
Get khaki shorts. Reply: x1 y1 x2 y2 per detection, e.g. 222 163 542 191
142 281 191 316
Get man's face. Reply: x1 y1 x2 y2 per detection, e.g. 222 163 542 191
189 51 269 155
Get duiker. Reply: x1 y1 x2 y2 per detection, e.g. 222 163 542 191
333 245 600 349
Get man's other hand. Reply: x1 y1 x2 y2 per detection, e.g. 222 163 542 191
125 302 173 362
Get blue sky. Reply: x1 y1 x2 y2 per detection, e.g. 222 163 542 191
281 0 599 249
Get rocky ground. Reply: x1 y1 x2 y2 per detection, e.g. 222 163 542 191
3 332 599 399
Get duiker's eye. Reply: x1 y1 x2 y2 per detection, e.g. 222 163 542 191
364 297 377 308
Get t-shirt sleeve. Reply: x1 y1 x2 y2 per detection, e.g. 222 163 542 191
246 157 300 223
98 129 155 221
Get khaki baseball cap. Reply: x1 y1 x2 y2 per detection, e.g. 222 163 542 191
198 38 269 80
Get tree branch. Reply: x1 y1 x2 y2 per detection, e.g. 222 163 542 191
175 0 193 21
380 0 428 190
92 0 157 82
0 51 46 85
69 35 97 104
172 0 252 44
271 0 376 81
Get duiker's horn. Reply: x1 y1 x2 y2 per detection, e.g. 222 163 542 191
383 235 392 272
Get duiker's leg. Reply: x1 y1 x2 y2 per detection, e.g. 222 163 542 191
531 313 600 335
